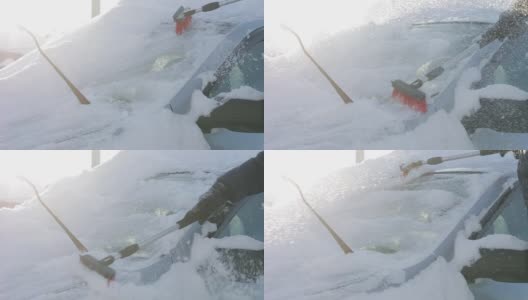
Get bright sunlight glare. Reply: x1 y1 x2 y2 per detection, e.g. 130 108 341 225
0 150 119 205
265 0 393 55
0 0 119 51
265 150 393 198
265 150 393 243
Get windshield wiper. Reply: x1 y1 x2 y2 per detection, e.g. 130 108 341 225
412 21 493 27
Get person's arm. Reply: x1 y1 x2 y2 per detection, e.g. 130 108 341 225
480 3 528 47
514 0 528 14
517 150 528 203
216 151 264 201
179 152 264 226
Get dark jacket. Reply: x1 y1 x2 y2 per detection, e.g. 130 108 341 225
518 150 528 202
179 151 264 227
217 151 264 202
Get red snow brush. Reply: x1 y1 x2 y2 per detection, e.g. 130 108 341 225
391 80 427 113
175 15 192 35
173 0 243 35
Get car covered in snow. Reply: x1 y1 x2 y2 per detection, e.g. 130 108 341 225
304 167 528 300
0 0 263 150
400 20 528 148
170 19 264 150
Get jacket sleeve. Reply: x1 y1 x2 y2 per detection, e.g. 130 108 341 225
518 150 528 203
216 151 264 202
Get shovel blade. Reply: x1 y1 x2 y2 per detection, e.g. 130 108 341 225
391 80 427 113
80 255 116 281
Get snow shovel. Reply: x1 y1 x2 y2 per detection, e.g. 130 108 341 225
173 0 244 35
400 150 502 176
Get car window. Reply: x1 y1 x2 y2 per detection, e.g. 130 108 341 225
481 186 528 241
216 194 264 242
206 39 264 98
479 31 528 92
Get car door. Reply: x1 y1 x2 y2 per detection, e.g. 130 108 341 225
468 183 528 300
198 27 264 150
213 193 264 282
462 30 528 136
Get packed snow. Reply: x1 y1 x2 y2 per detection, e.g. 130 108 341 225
265 0 526 149
265 150 522 300
0 0 263 149
0 150 262 299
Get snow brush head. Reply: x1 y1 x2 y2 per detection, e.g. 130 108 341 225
173 6 192 35
400 161 424 177
80 255 116 281
176 16 192 35
391 80 427 113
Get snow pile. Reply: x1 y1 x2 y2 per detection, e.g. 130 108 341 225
0 150 262 299
454 67 528 119
265 151 519 300
265 0 516 149
0 0 262 149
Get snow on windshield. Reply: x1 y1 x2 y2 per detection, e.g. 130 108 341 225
265 0 512 149
0 150 262 299
0 0 262 149
265 151 517 299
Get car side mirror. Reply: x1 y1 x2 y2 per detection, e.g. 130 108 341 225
462 248 528 283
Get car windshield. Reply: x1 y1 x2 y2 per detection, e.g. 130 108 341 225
206 39 264 98
304 170 501 267
216 193 264 242
410 22 490 61
480 185 528 240
478 30 528 92
352 172 482 254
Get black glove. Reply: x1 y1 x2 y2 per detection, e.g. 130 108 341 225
491 150 523 158
480 11 527 47
500 150 511 157
178 182 232 227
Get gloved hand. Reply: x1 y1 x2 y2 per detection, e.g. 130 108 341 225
480 11 527 47
178 182 232 227
494 150 526 159
500 150 511 157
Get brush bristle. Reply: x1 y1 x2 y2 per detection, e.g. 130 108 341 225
175 16 192 35
391 80 427 113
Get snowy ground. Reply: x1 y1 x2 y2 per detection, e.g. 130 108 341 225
0 151 262 300
265 150 520 300
265 0 518 149
0 0 262 149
